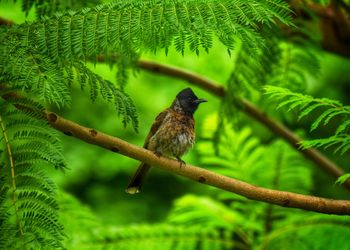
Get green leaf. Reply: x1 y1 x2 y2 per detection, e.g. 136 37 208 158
336 174 350 185
298 103 326 120
0 98 65 248
310 109 336 132
336 119 350 135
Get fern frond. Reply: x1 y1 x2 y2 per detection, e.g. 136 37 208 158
0 178 14 250
2 0 292 130
226 39 274 100
21 0 101 17
0 46 139 130
0 98 65 248
227 41 319 102
196 114 314 244
4 97 46 119
6 0 292 59
1 46 71 108
99 224 233 250
68 61 139 130
195 114 350 249
15 170 56 194
300 135 350 155
13 130 61 148
264 221 350 250
199 115 313 194
167 194 243 229
265 86 350 154
198 115 266 181
58 191 235 249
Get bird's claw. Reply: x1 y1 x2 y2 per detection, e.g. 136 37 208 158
153 151 162 157
176 157 186 168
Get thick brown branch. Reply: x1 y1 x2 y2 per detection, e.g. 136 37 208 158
0 17 14 26
137 60 226 97
293 2 350 58
136 60 350 189
44 111 350 215
1 84 350 214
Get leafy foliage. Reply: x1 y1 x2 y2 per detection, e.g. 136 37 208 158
165 114 350 250
20 0 101 17
0 1 293 248
262 221 350 250
0 41 139 130
265 85 350 154
99 224 233 250
1 0 348 249
4 0 293 58
221 33 320 129
226 40 319 100
198 114 313 193
266 43 319 91
66 61 139 129
198 115 312 209
0 95 65 249
27 1 287 53
336 173 350 185
59 188 350 250
59 192 234 250
1 0 293 131
167 194 242 229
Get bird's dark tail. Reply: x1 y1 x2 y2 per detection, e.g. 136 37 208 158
125 163 151 194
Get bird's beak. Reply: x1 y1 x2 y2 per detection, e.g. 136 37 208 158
194 98 208 104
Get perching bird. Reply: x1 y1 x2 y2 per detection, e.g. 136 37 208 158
125 88 207 194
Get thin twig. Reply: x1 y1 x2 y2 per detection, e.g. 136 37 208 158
0 115 24 235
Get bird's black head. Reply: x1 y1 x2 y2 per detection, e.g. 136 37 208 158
175 88 207 115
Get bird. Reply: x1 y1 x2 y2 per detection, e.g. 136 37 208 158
125 88 207 194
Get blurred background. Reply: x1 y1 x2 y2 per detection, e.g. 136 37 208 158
1 0 350 249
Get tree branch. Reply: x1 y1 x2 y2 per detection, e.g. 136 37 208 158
291 1 350 58
1 85 350 215
42 111 350 215
136 60 350 189
0 17 14 26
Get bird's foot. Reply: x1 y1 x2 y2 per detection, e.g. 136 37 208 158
153 151 162 158
176 157 186 168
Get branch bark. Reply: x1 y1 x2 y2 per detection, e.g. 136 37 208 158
136 60 350 189
1 85 350 215
0 17 14 26
42 111 350 215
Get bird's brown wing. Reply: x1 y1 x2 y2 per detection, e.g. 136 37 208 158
125 109 169 194
143 109 169 148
